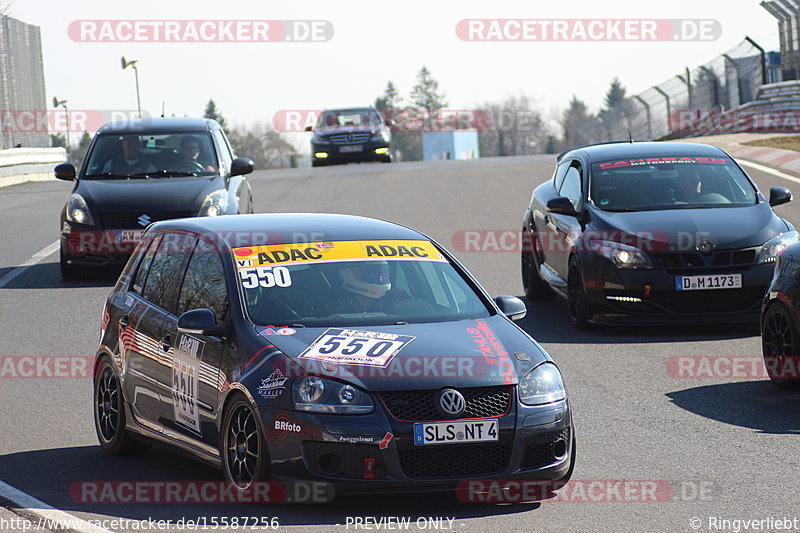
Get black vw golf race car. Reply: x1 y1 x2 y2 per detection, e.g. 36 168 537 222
522 141 795 327
94 213 574 498
55 117 254 279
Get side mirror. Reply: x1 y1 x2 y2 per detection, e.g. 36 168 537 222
494 296 527 321
54 162 76 181
304 125 313 132
546 196 578 217
177 308 227 337
230 157 255 177
769 186 792 207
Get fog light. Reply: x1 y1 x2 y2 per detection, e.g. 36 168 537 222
374 147 389 155
314 152 329 159
606 295 642 303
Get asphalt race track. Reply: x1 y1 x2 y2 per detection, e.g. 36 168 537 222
1 154 799 533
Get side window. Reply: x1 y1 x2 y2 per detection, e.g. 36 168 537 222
212 129 233 174
132 235 162 294
553 162 570 192
559 162 584 209
176 240 228 323
141 233 196 312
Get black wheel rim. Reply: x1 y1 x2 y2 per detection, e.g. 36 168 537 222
225 404 260 488
763 308 794 377
568 266 584 320
95 365 119 443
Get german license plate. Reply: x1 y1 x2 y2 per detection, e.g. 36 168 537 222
675 274 742 291
116 230 144 243
413 419 498 446
339 145 363 153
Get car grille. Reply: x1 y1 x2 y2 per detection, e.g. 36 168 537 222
98 211 194 229
397 440 512 479
653 248 756 270
328 133 371 144
379 386 512 421
521 427 571 470
302 442 385 479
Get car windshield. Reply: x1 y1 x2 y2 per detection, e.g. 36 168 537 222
232 240 492 327
590 156 757 212
83 132 218 179
317 110 383 130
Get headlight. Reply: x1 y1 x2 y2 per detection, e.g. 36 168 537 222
758 231 800 264
312 132 330 144
66 193 95 225
293 377 374 414
198 189 228 217
371 131 390 142
589 240 652 269
519 362 566 406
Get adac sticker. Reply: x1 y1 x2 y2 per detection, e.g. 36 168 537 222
232 240 447 269
299 328 415 368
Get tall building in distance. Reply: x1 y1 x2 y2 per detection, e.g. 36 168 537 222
0 14 48 148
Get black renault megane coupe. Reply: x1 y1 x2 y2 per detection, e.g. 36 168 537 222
522 141 794 327
93 213 574 497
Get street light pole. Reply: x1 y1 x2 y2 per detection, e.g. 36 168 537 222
53 96 70 158
121 56 142 117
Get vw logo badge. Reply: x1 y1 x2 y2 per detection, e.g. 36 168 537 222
137 214 151 227
438 389 466 416
696 240 713 255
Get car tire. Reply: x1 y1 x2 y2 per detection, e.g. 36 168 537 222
221 393 271 490
60 245 85 280
762 302 800 390
94 356 151 456
521 228 555 301
567 256 590 328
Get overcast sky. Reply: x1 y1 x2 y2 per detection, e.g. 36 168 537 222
11 0 781 139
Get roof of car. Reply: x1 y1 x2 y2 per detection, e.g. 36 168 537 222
97 117 221 134
323 107 378 113
558 141 728 163
150 213 429 248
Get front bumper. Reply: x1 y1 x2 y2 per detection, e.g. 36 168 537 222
259 396 572 495
60 223 140 268
581 257 773 325
312 141 391 165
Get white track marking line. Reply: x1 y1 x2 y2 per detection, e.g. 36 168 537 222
0 240 59 289
0 479 113 533
738 159 800 186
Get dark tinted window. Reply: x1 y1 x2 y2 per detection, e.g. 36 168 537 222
132 235 162 294
559 162 583 209
176 240 227 322
141 233 196 311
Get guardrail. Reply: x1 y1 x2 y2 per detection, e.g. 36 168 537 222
0 147 66 188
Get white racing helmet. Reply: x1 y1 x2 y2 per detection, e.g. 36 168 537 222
340 261 391 299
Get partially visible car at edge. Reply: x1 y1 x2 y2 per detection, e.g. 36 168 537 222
761 241 800 389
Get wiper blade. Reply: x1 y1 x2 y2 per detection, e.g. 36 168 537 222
142 170 198 177
84 172 131 179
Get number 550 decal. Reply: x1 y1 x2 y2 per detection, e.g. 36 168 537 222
239 266 292 289
299 328 415 368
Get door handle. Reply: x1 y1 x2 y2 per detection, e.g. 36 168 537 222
119 315 129 329
161 335 172 353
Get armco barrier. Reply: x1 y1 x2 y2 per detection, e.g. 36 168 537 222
0 147 66 188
